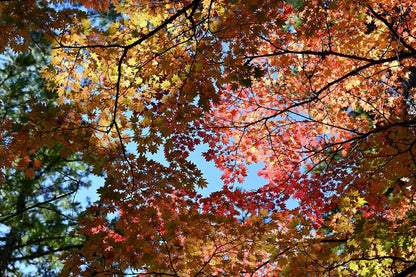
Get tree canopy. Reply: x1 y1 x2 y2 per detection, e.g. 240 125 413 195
2 0 416 276
0 40 90 275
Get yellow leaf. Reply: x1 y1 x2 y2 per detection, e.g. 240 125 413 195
172 74 180 83
161 80 171 90
139 20 147 28
259 209 269 217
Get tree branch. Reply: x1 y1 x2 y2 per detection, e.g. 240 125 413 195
395 263 416 277
12 244 84 262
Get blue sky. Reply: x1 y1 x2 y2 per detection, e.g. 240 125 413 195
75 141 270 206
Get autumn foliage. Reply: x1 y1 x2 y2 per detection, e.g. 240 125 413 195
2 0 416 276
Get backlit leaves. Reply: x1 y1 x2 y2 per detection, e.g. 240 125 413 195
2 0 416 276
